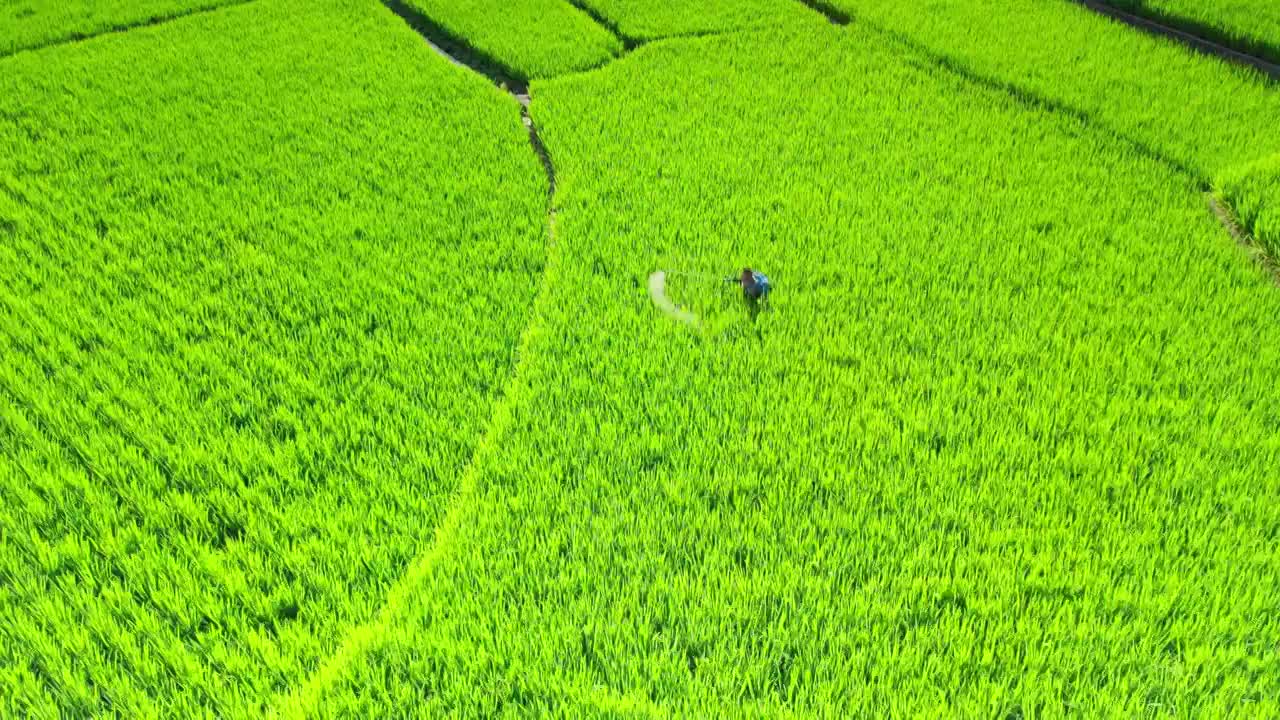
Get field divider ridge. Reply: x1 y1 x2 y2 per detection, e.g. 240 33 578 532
375 0 641 100
802 4 1206 186
271 186 561 720
379 0 532 93
562 2 835 55
564 0 642 49
268 3 567 715
794 0 851 26
1067 0 1280 80
380 0 796 95
0 0 260 60
809 2 1280 278
1208 193 1280 283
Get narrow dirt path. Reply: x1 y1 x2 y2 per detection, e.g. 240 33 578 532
1068 0 1280 79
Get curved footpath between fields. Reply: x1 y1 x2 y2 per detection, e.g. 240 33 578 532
274 209 562 720
273 4 563 717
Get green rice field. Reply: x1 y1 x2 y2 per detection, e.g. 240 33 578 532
1097 0 1280 66
396 0 622 80
0 0 246 55
2 0 1279 716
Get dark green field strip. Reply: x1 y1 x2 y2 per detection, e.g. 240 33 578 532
0 0 251 57
567 0 819 43
305 22 1280 716
1092 0 1280 69
396 0 623 82
827 0 1280 180
0 0 546 714
1217 153 1280 262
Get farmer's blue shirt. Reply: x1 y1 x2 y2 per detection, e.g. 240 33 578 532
751 272 771 297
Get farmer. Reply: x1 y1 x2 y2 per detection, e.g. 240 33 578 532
732 267 771 303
